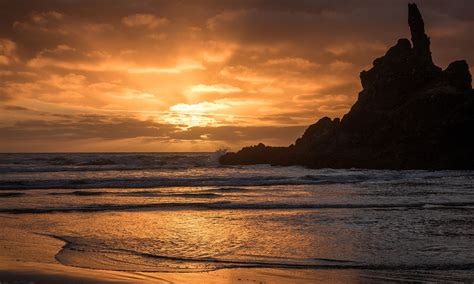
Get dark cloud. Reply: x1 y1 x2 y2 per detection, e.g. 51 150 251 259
2 105 31 111
170 125 306 142
0 115 177 141
0 112 305 147
0 90 12 101
318 82 360 96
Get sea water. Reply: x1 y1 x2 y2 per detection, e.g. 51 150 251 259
0 153 473 281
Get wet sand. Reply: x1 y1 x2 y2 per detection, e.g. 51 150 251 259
0 220 359 283
0 260 363 284
1 213 473 283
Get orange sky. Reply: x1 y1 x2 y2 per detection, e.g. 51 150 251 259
1 0 473 152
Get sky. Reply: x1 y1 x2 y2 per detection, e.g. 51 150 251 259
1 0 474 152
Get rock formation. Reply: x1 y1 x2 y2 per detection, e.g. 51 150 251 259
219 3 474 169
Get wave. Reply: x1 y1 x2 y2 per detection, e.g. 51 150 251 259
117 190 162 197
0 175 336 190
49 191 108 196
0 153 217 173
173 193 222 199
0 192 25 198
2 174 468 190
201 187 250 193
2 172 445 190
48 190 223 199
3 201 474 214
48 234 474 273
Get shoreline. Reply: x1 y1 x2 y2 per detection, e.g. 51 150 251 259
0 222 358 283
1 214 473 283
0 260 363 284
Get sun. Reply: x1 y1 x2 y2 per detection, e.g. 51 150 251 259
163 113 217 129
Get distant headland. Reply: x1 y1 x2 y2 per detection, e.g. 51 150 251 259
220 3 474 169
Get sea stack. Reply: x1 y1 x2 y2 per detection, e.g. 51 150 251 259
219 3 474 169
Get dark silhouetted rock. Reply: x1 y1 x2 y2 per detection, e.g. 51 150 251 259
409 3 433 64
444 60 472 91
220 3 474 170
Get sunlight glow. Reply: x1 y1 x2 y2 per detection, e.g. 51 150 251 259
128 62 205 74
163 113 217 129
170 102 229 114
185 84 242 95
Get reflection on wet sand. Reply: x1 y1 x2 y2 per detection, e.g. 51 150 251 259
1 208 473 283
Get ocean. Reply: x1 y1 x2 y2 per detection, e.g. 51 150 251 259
1 153 473 281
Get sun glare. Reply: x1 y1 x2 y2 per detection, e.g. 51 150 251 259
163 113 217 129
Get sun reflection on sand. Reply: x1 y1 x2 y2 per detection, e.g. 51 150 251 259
0 211 384 283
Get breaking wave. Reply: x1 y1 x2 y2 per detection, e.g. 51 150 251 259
4 201 474 214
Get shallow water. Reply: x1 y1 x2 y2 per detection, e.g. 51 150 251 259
0 153 473 281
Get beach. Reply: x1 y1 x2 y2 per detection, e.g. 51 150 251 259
0 153 473 283
0 223 360 283
1 215 473 284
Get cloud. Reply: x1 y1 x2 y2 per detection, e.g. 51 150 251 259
127 61 205 74
329 60 354 71
170 101 230 114
220 66 274 83
0 38 18 65
2 105 31 111
0 70 14 76
185 84 242 95
264 57 319 69
0 115 177 141
13 11 66 34
0 39 16 55
0 56 9 65
165 98 269 128
0 110 306 150
317 104 351 114
31 11 63 23
202 41 237 63
121 14 169 29
325 42 387 56
169 125 306 144
44 73 87 89
26 44 205 74
26 44 106 70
